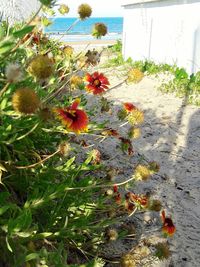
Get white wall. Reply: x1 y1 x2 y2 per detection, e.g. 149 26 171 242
122 0 200 73
0 0 40 24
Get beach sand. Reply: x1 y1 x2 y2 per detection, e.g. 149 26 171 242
63 39 118 53
70 44 200 266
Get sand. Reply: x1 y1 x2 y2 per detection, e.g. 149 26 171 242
71 44 200 266
99 65 200 266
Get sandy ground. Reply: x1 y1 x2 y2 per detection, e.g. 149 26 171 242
71 44 200 266
98 65 200 266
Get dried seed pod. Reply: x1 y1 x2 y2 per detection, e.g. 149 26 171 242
12 88 40 114
78 4 92 20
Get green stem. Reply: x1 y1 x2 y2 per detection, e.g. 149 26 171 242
0 82 10 98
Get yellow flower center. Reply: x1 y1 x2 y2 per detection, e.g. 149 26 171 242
94 79 101 87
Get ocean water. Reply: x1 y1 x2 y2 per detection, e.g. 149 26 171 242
45 17 123 42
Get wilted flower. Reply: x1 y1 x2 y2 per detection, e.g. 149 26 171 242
90 149 101 165
128 126 141 139
85 49 100 66
28 55 54 80
78 4 92 20
63 45 74 57
100 97 111 112
117 108 128 120
5 63 23 83
38 107 53 121
92 23 107 39
12 88 40 114
58 4 70 15
59 141 71 157
155 242 171 260
115 192 121 205
127 109 144 125
148 161 160 174
102 128 119 137
106 167 118 181
125 200 135 214
148 199 162 212
120 253 136 267
70 75 83 89
85 72 110 94
126 192 149 208
106 228 118 241
161 210 176 236
127 68 144 83
119 137 134 155
123 102 136 112
54 99 88 134
134 164 151 181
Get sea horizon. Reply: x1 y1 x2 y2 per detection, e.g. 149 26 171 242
45 17 123 42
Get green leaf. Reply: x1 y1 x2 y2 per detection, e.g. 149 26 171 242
0 25 5 40
13 25 35 39
8 210 32 234
65 156 75 168
0 40 14 55
25 253 39 261
0 205 10 216
6 236 13 252
0 97 8 110
39 0 56 7
41 17 52 27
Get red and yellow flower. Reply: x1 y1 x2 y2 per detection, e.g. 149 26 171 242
123 102 136 112
126 192 149 208
54 99 88 134
161 210 176 236
85 72 110 95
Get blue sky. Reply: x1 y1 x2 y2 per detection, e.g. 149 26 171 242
55 0 123 17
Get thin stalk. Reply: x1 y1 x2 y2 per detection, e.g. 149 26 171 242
63 175 135 192
0 82 10 98
27 5 43 26
15 149 60 169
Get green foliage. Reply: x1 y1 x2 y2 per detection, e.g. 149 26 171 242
0 15 118 267
159 67 200 105
108 39 122 53
0 4 170 266
104 46 200 106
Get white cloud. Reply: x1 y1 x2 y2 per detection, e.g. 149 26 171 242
55 0 123 17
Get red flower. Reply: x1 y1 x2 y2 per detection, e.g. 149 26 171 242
54 99 88 134
126 192 148 208
85 72 110 95
123 102 136 112
125 200 135 214
113 185 118 193
161 210 176 236
115 192 121 204
102 128 119 137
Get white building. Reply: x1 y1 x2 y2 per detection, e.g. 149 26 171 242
0 0 40 25
122 0 200 73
